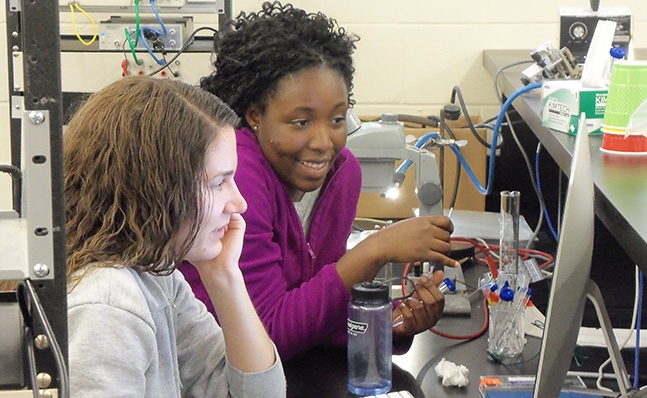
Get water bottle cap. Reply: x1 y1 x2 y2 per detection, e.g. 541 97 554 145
351 281 390 302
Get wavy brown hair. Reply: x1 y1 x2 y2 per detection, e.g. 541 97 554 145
64 76 239 280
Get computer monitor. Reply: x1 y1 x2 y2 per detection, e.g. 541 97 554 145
533 114 594 397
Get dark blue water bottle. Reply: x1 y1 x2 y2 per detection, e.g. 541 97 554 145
347 281 392 396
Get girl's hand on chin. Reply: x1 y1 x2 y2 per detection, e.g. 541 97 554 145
217 213 245 264
193 214 246 276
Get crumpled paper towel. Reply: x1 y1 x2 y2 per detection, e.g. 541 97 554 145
434 358 469 387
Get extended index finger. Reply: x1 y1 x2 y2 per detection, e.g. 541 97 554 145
428 252 460 269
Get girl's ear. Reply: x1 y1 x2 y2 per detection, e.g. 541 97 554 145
245 104 262 131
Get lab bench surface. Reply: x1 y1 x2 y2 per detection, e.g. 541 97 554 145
283 261 542 398
282 260 642 397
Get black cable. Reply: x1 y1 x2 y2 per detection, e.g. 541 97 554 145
448 160 461 210
483 111 523 127
472 123 494 130
17 279 69 398
0 164 22 180
450 86 494 148
483 115 497 124
17 281 41 398
24 324 40 398
424 88 505 207
148 26 218 77
1 165 22 210
493 60 534 104
161 53 179 77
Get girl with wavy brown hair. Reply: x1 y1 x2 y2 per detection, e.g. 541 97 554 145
64 76 285 397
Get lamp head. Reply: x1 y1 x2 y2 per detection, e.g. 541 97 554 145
346 109 362 135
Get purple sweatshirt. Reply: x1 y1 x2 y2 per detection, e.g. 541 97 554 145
179 126 362 360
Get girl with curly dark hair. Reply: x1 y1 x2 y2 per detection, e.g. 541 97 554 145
180 1 458 360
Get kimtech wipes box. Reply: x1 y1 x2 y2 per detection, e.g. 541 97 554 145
541 80 607 135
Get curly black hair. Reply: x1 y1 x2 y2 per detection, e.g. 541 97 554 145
200 1 359 128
